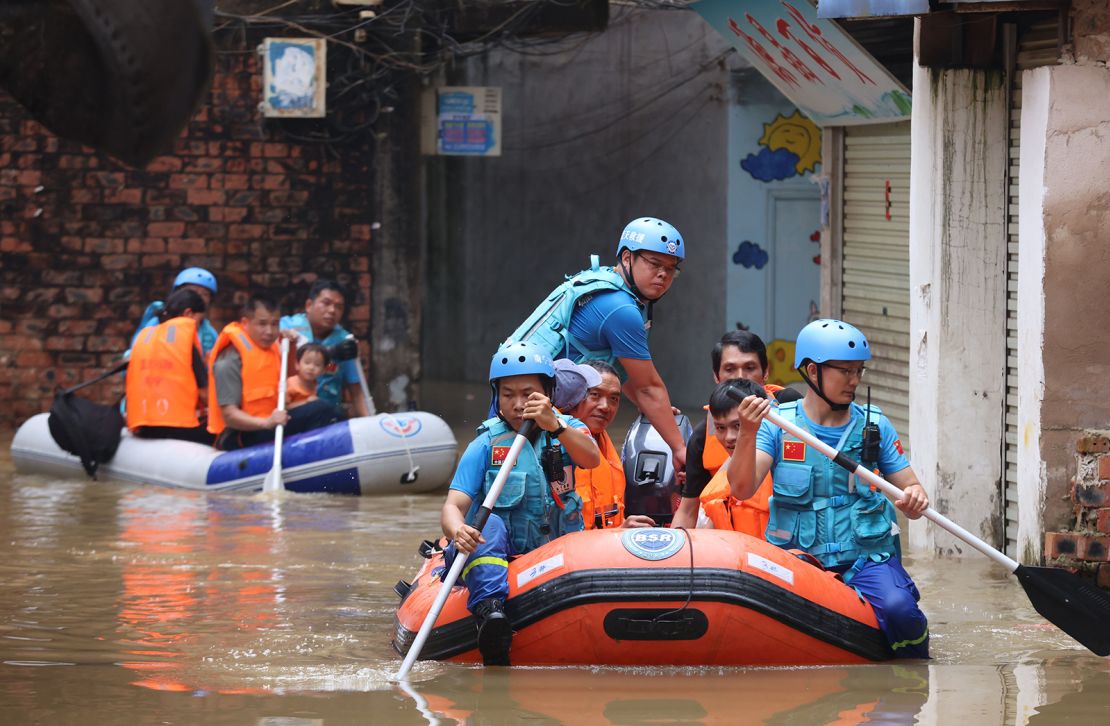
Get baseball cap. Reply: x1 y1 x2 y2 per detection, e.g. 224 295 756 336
552 359 603 411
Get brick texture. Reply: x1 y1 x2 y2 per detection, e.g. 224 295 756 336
0 39 377 429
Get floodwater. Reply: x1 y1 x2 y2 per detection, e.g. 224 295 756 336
2 428 1108 725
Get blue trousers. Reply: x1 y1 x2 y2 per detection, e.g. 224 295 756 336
441 514 512 612
848 558 930 659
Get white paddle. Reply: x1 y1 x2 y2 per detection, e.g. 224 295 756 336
394 420 536 679
262 337 290 494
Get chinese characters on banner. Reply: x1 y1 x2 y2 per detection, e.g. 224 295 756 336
694 0 911 125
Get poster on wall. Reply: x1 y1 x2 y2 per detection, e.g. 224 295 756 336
693 0 910 125
260 38 327 118
437 87 502 157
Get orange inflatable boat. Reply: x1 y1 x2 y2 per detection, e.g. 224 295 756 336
392 527 892 666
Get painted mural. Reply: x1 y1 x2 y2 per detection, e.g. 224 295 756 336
741 110 822 182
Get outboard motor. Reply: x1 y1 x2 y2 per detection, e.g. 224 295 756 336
620 413 693 525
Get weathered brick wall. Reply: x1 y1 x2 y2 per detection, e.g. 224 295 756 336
0 47 377 429
1044 432 1110 588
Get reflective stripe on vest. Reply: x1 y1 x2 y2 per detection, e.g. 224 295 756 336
125 316 201 430
476 416 584 554
766 401 896 568
575 429 626 530
206 321 281 435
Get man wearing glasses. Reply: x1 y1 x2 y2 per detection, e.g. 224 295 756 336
725 319 932 659
508 217 690 472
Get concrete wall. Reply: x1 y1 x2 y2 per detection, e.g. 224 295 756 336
424 8 732 409
908 60 1008 554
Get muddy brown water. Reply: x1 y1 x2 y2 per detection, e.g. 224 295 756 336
2 424 1108 725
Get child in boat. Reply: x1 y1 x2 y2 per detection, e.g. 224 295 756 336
727 319 931 659
439 341 601 666
287 343 328 409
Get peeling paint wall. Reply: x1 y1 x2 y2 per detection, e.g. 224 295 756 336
908 58 1008 554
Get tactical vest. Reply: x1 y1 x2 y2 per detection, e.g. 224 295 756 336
766 401 897 568
477 416 584 554
507 255 647 370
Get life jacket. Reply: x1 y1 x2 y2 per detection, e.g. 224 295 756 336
475 416 585 554
125 316 202 430
699 461 772 538
766 401 897 568
702 383 785 475
506 255 647 370
206 322 281 435
575 430 626 530
133 301 218 354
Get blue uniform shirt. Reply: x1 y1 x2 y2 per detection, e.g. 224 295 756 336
279 312 360 406
450 416 590 516
756 405 910 477
564 289 651 363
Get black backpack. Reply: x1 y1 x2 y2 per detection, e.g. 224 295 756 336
46 362 127 479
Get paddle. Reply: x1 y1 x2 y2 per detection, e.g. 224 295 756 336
735 391 1110 656
394 420 537 679
262 337 291 494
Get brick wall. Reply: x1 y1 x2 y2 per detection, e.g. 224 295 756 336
0 46 378 429
1044 432 1110 588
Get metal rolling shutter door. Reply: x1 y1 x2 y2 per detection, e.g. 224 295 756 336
1004 20 1059 559
841 122 912 447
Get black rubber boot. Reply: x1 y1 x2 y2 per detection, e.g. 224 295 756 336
473 598 512 666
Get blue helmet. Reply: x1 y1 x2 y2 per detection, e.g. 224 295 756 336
616 217 685 261
489 341 556 384
173 267 218 294
794 319 871 368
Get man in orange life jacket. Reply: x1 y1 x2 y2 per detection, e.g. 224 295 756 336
565 360 655 530
125 288 214 445
671 330 798 530
208 295 343 450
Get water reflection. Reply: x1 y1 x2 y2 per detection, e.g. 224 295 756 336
1 437 1109 724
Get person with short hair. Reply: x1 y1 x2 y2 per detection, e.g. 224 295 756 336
728 319 930 658
208 295 342 450
671 330 791 530
125 288 214 445
568 360 655 530
280 279 370 417
286 343 328 409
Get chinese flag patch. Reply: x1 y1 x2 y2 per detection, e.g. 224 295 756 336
783 440 807 462
894 439 905 455
491 446 510 466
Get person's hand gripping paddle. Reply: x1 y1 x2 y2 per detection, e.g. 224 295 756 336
394 420 536 679
262 337 291 494
727 388 1110 656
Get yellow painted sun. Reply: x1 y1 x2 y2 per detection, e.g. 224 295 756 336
759 111 821 175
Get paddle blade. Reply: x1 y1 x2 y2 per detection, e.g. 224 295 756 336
1015 564 1110 656
262 467 282 494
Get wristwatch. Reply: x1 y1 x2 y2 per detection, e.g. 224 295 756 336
551 422 567 439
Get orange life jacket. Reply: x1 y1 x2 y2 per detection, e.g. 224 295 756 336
575 430 626 530
701 383 784 475
126 316 202 430
206 322 281 435
699 463 773 538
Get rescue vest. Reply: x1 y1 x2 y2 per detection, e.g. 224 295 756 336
575 430 626 530
702 383 785 475
766 401 897 568
476 416 585 554
125 316 202 430
506 255 647 371
206 322 281 435
699 462 772 538
133 301 218 354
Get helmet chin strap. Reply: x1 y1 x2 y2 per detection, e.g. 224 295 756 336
799 364 851 412
619 255 659 325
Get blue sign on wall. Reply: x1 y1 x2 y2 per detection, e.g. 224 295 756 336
437 87 502 157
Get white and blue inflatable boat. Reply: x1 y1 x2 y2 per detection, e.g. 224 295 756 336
10 412 457 495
